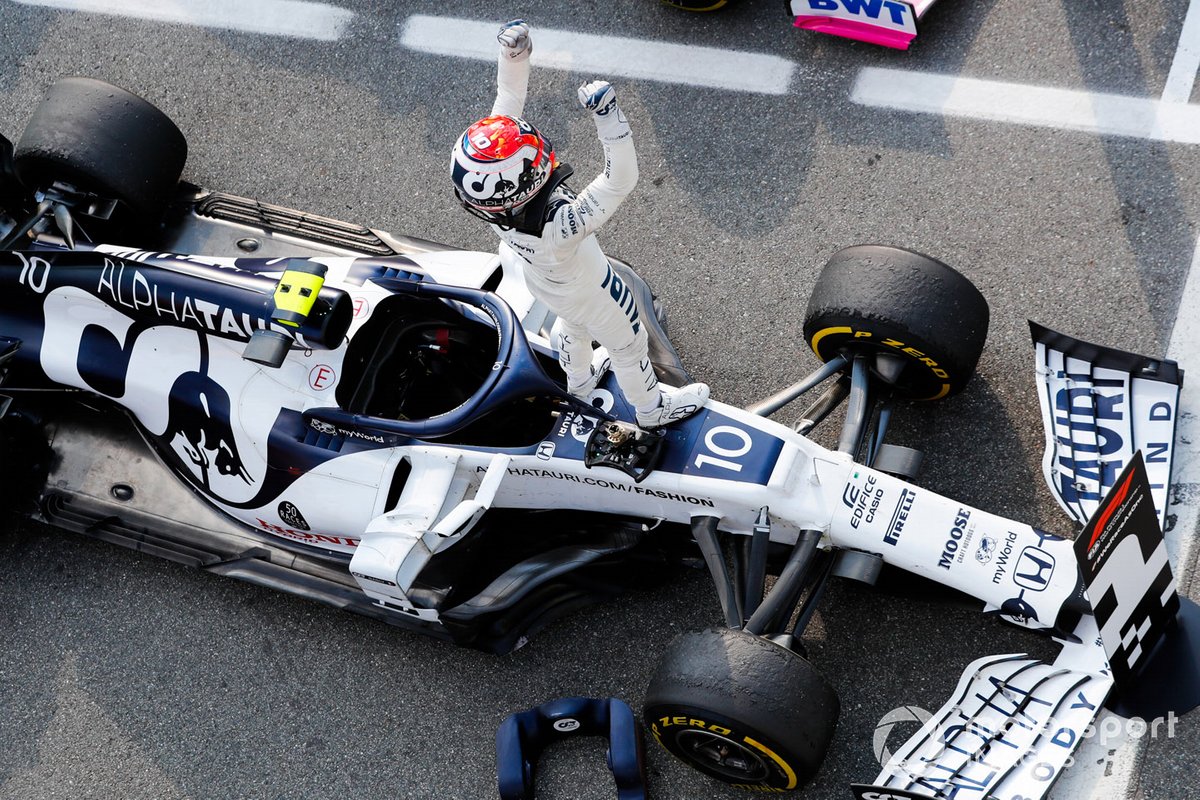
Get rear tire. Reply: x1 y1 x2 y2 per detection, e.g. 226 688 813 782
14 77 187 221
803 245 989 401
643 628 839 791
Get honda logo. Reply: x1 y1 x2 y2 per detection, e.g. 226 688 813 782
1013 546 1056 591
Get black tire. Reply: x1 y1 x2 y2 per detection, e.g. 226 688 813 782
803 245 989 401
14 77 187 220
643 628 839 791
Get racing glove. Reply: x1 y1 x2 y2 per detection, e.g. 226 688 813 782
578 80 629 141
497 19 532 61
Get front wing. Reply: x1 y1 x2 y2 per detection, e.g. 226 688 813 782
788 0 940 50
853 638 1111 800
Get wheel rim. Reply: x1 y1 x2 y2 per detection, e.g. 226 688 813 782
675 729 770 782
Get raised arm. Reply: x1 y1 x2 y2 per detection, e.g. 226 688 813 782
552 81 639 245
491 20 531 118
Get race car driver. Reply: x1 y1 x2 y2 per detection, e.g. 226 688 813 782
450 20 709 429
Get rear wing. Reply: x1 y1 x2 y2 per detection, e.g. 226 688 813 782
788 0 940 51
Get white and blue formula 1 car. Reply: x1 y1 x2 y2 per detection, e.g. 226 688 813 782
2 78 1197 797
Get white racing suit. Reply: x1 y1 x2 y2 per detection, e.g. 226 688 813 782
489 52 661 412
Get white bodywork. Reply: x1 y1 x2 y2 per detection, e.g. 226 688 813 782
25 244 1085 638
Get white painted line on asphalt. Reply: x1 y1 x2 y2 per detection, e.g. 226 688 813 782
1064 236 1200 800
1164 235 1200 573
399 15 795 96
852 67 1200 144
1163 0 1200 103
12 0 355 41
1053 241 1200 800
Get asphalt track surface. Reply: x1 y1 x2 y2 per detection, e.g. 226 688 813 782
1 2 1198 799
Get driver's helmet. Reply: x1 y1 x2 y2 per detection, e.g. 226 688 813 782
450 115 555 222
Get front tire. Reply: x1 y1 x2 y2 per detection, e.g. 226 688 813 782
803 245 989 401
643 628 839 791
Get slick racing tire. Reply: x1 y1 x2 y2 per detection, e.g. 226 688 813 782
803 245 989 401
14 77 187 221
644 628 839 791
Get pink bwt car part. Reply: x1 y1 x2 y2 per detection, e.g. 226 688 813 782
789 0 939 50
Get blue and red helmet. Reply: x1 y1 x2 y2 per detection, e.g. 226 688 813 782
450 115 556 219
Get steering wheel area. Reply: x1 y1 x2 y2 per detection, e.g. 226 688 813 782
308 281 567 440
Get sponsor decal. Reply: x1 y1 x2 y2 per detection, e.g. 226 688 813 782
352 570 397 587
536 441 556 461
552 719 581 733
796 0 917 35
40 270 261 500
936 508 972 569
256 518 359 548
278 501 310 531
599 265 641 334
96 257 275 341
475 465 715 507
561 206 580 237
555 390 614 443
504 239 536 259
1074 452 1179 684
342 428 386 444
863 660 1110 800
160 341 253 493
310 419 338 436
308 364 336 391
352 296 370 319
843 472 883 531
883 488 914 546
1052 373 1126 505
556 391 614 441
307 418 387 444
998 595 1039 624
975 535 997 564
989 530 1068 627
1012 546 1056 591
991 531 1021 584
652 716 732 736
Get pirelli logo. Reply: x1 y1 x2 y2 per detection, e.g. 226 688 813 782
884 489 914 546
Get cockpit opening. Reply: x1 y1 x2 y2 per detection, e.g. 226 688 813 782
337 294 569 446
